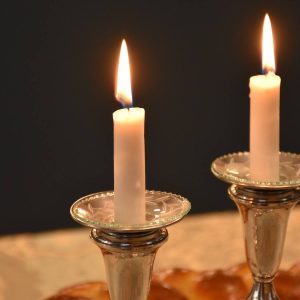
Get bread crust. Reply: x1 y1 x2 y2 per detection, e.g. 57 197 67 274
46 263 300 300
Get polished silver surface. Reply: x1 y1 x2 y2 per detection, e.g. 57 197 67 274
247 282 279 300
230 186 300 300
91 229 168 300
229 186 299 279
229 186 300 300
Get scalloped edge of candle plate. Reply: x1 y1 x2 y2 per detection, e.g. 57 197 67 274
70 190 191 232
211 151 300 189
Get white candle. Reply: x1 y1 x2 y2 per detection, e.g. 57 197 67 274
250 14 281 181
113 40 145 224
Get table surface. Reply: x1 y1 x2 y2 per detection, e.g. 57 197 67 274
1 207 300 300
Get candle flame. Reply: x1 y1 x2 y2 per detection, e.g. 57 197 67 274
262 14 275 73
115 39 132 106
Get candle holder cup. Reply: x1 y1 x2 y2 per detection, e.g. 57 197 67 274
70 190 190 300
212 152 300 300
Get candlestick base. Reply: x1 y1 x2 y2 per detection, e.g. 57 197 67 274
211 152 300 300
70 190 190 300
247 282 279 300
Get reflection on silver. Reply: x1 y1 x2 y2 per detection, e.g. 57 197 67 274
91 229 168 300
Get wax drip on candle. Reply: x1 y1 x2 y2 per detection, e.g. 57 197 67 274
115 39 133 108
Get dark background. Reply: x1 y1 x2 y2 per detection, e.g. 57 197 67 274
3 1 300 235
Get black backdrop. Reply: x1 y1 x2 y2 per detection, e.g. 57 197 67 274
4 1 300 234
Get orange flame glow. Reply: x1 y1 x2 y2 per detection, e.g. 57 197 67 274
262 14 275 73
115 39 132 106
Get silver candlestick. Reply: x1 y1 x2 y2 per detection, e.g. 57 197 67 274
70 190 190 300
212 152 300 300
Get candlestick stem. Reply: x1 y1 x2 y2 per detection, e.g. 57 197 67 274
91 228 167 300
247 282 278 300
228 185 300 300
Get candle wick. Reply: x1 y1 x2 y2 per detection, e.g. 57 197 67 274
262 66 275 75
123 103 132 110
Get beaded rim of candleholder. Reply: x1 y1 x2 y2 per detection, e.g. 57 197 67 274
211 151 300 189
70 190 191 232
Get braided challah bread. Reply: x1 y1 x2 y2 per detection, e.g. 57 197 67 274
47 262 300 300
